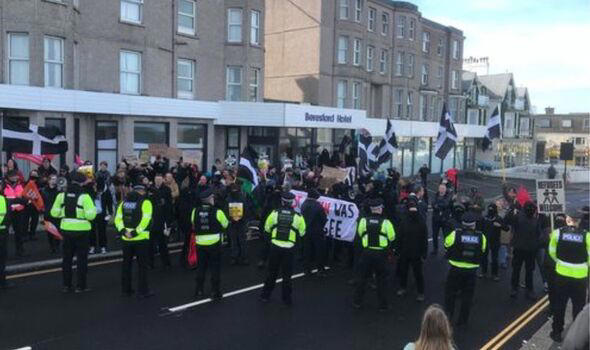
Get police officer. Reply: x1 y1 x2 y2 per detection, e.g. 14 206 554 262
259 192 306 306
444 212 486 326
192 188 229 300
115 184 154 298
479 203 508 281
431 184 451 255
352 198 395 311
547 211 590 342
0 189 14 290
50 172 97 293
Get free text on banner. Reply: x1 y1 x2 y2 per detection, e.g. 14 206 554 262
291 190 359 242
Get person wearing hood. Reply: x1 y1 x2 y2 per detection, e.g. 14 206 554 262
3 169 28 257
396 196 428 301
479 203 508 281
301 188 328 277
37 157 57 188
226 182 250 266
146 174 172 269
41 174 61 254
51 173 97 293
431 184 452 255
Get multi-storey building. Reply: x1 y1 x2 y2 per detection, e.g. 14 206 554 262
0 0 265 173
533 107 590 167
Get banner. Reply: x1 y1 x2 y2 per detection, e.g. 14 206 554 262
291 190 359 242
23 181 44 211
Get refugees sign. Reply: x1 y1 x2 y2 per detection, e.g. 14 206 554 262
291 190 359 242
536 179 565 214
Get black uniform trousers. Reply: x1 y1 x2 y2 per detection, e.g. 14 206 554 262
353 249 389 307
261 245 294 303
90 213 107 249
511 248 535 291
195 243 221 294
0 233 7 286
10 210 27 255
27 205 39 239
481 239 500 277
228 221 247 261
303 232 326 274
121 239 149 295
62 231 89 289
397 256 424 294
551 274 588 333
445 266 477 324
149 221 170 268
431 219 446 253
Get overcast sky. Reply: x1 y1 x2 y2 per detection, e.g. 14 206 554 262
413 0 590 114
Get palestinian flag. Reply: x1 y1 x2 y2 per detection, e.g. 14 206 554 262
237 145 259 193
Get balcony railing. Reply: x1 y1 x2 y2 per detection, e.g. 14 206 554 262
477 95 489 107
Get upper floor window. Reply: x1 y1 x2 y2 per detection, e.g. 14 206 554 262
354 0 363 22
121 0 143 24
7 33 29 85
366 46 374 72
575 137 585 145
437 66 443 88
353 38 361 66
406 53 414 77
226 66 242 101
120 50 141 94
368 8 376 31
337 36 348 64
408 19 415 40
397 15 405 38
337 80 348 108
395 51 404 76
227 8 242 43
251 10 261 45
451 70 459 89
177 59 195 99
407 91 414 118
562 119 572 128
379 49 388 74
178 0 196 35
395 89 403 118
352 81 362 109
421 64 429 85
584 119 590 128
381 13 389 36
537 119 550 128
452 39 460 59
249 67 260 102
339 0 349 19
422 31 430 53
44 36 64 88
437 38 443 56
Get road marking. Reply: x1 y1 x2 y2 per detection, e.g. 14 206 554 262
490 299 549 350
166 268 325 313
12 347 32 350
480 295 549 350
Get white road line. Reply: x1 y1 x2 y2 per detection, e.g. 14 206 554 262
12 347 32 350
167 268 324 313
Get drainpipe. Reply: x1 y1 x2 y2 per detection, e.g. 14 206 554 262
171 0 176 98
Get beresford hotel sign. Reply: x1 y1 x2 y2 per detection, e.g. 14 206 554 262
283 104 366 129
304 112 353 124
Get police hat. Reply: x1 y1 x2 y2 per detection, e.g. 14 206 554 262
368 198 384 209
281 191 295 202
71 172 87 184
199 188 213 199
307 189 321 200
461 212 477 226
133 184 146 191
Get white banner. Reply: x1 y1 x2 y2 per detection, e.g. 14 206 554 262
291 190 359 242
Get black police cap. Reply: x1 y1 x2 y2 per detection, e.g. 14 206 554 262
369 198 384 208
461 212 477 225
281 192 295 201
71 172 87 184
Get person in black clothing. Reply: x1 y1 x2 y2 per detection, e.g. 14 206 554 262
147 174 172 269
382 177 399 224
396 196 428 301
90 177 114 254
25 170 41 241
301 188 328 277
506 201 540 300
41 174 61 253
418 164 430 202
431 184 451 255
257 184 281 269
479 203 507 281
226 182 250 265
37 158 57 189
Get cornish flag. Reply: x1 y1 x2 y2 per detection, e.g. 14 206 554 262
344 166 356 187
377 119 398 165
358 129 379 175
2 120 68 155
482 105 502 151
237 145 259 188
434 103 458 160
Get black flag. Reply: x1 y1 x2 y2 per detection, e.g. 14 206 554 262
2 120 68 155
434 103 458 160
482 105 502 151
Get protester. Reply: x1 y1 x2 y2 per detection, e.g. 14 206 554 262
404 304 455 350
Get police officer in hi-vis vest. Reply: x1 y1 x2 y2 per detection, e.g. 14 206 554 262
191 188 229 300
115 184 154 299
0 189 14 290
352 198 395 311
50 172 97 293
547 210 590 343
259 192 306 306
443 212 486 326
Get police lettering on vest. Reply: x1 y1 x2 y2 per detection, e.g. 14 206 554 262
556 227 587 265
276 209 295 242
447 229 483 264
194 205 221 235
366 217 385 248
122 199 142 229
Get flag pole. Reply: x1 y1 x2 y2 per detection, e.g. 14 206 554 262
500 140 506 182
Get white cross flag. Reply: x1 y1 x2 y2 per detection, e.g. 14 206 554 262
434 103 458 160
2 120 68 155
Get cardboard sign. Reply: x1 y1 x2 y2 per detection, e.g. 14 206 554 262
319 166 349 190
148 144 169 157
182 150 202 165
139 150 151 163
536 179 566 214
167 147 183 161
124 154 139 165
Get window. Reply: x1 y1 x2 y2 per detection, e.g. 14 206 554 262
519 117 530 136
249 67 260 102
227 8 242 42
407 91 413 118
451 70 458 89
409 19 415 40
177 123 206 169
226 66 242 101
467 109 479 125
366 46 374 71
537 119 550 128
226 127 240 158
337 36 348 64
437 66 443 88
368 8 376 31
354 0 362 22
584 119 590 128
352 82 361 109
73 0 79 8
437 38 443 56
250 10 260 45
382 13 389 35
421 64 428 85
96 121 118 174
353 38 361 66
395 51 404 76
120 0 143 24
562 119 572 128
575 137 586 145
449 98 458 121
397 15 405 38
178 0 196 35
420 95 427 121
177 59 195 99
339 0 349 19
337 80 348 108
504 112 515 137
406 54 414 77
120 50 141 94
45 118 66 167
44 36 64 88
429 97 436 120
8 33 29 85
395 89 403 118
452 39 460 59
422 31 430 53
133 122 169 153
379 49 387 74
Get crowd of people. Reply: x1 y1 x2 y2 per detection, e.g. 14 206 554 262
0 152 588 346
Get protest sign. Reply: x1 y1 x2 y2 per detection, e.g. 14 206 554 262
182 150 202 165
148 144 168 157
319 166 349 190
536 179 566 214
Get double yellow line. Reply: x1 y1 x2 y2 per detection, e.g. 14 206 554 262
480 295 549 350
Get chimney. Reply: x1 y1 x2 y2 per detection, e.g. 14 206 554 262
545 107 555 115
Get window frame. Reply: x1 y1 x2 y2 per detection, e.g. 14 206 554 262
337 36 348 64
367 7 376 32
395 89 403 118
354 0 362 22
422 31 430 53
366 45 374 72
339 0 349 20
353 38 361 66
395 51 404 76
178 0 196 35
561 119 572 128
133 121 170 153
451 70 459 90
437 65 443 88
337 80 348 108
249 67 260 102
379 49 387 74
407 91 414 118
397 15 405 38
352 81 361 109
95 121 118 175
250 10 261 45
119 50 142 95
226 65 243 101
421 64 428 86
437 37 443 56
381 12 389 36
44 36 65 88
120 0 143 24
408 18 415 40
406 53 414 77
452 39 460 60
7 32 30 86
227 8 243 43
177 58 195 99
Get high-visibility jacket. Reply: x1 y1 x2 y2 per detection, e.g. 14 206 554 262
264 209 306 249
50 190 97 231
444 230 487 269
191 205 229 246
3 183 23 199
357 216 395 250
115 198 153 241
0 195 7 231
548 226 590 279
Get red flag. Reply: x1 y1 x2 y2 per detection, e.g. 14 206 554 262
12 153 55 166
187 232 197 267
23 181 44 211
516 185 532 207
44 221 63 240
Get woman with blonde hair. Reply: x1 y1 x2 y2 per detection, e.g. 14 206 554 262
404 304 455 350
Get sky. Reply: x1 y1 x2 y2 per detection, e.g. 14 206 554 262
412 0 590 114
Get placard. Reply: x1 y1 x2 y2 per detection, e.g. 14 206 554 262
319 166 349 190
167 147 183 161
536 179 566 214
182 150 202 165
124 154 139 165
148 144 169 157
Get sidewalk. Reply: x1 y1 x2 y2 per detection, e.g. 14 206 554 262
520 303 573 350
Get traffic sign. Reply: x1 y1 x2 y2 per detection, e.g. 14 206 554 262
536 179 566 214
